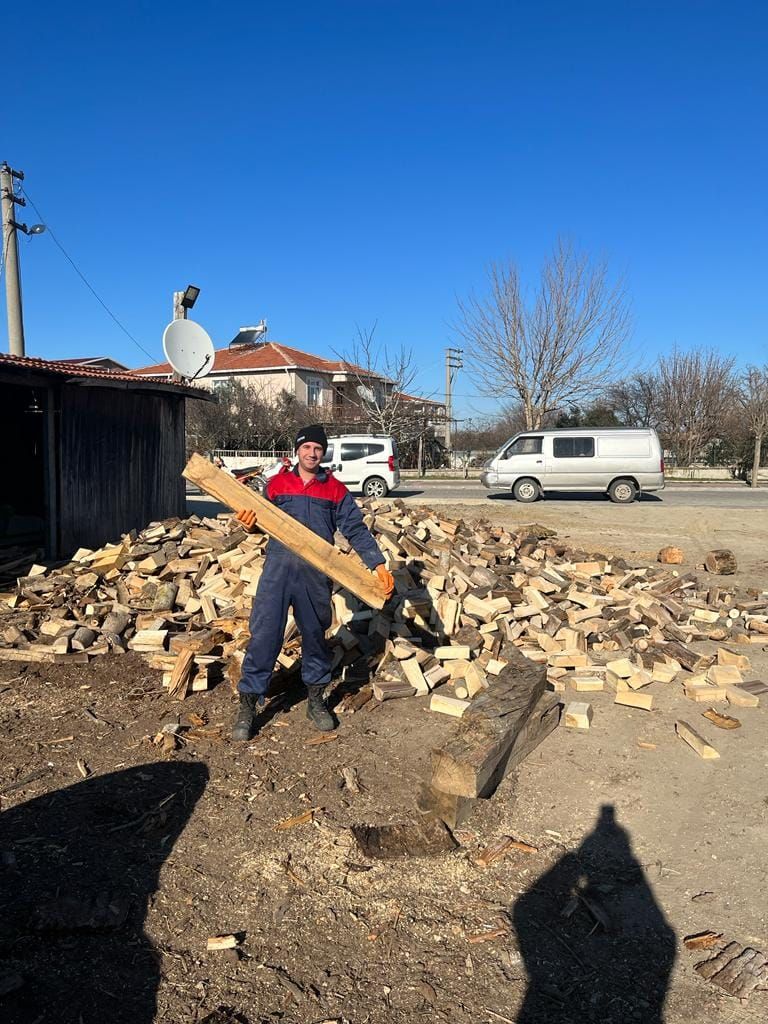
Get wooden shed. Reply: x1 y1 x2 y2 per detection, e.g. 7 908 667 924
1 354 212 559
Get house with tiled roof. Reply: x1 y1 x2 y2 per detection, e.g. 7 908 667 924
132 329 390 417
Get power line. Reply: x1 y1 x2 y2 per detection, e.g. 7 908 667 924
18 184 158 363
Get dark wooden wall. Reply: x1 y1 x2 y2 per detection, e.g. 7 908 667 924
58 385 186 555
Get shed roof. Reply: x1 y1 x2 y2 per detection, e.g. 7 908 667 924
0 354 213 399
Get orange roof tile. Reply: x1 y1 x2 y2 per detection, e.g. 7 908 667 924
132 341 379 379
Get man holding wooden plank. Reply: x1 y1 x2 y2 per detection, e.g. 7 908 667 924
232 424 394 740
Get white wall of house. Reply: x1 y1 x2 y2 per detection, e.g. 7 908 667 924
295 370 334 411
202 370 299 401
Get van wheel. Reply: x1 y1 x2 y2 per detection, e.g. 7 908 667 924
608 479 637 504
513 478 539 503
363 476 388 498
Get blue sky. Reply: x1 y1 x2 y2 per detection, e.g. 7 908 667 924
4 0 767 420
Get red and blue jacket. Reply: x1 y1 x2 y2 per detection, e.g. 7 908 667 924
265 466 385 572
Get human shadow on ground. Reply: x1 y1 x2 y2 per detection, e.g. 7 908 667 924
0 761 208 1023
512 804 676 1023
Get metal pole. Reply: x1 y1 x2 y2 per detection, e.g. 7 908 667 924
445 348 453 452
445 347 463 464
1 163 25 355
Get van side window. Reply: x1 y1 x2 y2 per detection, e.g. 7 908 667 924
320 445 335 465
340 443 368 461
553 437 595 458
504 436 543 457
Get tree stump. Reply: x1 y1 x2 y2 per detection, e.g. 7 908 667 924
705 549 737 574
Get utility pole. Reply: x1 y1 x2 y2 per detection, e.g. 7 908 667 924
445 346 463 457
173 291 187 321
1 162 26 355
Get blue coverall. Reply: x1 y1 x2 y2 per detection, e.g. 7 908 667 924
238 466 385 697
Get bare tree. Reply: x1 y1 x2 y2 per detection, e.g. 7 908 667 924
656 349 738 466
739 364 768 487
455 240 632 429
186 380 310 455
334 325 442 469
335 324 420 433
608 371 660 428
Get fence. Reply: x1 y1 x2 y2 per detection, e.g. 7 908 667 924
212 449 291 470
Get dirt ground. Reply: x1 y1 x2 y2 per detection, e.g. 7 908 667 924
1 501 767 1024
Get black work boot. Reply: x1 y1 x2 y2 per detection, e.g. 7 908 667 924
232 693 260 742
306 687 335 732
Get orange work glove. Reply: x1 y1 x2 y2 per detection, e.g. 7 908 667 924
375 563 395 599
236 509 258 533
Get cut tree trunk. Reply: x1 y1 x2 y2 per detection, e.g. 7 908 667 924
429 647 548 798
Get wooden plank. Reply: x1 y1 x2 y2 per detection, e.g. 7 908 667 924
675 720 720 759
182 453 386 609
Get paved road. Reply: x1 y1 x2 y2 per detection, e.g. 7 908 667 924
385 479 768 508
187 479 768 516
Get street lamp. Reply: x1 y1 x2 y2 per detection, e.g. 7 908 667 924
181 284 200 310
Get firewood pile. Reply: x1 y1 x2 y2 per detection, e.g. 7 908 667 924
0 500 766 733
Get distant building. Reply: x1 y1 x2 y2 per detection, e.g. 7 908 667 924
393 391 448 443
133 332 390 417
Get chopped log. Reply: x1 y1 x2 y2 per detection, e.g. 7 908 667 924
152 581 179 612
182 453 387 608
430 693 470 718
564 702 592 729
661 641 713 672
71 627 97 651
724 684 760 708
704 549 737 575
372 680 416 701
657 546 684 564
400 657 430 695
675 720 719 759
101 610 130 635
168 648 196 700
614 690 653 711
717 648 750 670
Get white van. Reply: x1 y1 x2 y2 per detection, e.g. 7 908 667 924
262 434 401 498
480 428 664 503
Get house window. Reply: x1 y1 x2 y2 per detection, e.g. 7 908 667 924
333 385 344 410
307 378 322 407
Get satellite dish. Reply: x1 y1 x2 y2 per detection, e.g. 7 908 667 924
162 319 215 381
356 384 376 404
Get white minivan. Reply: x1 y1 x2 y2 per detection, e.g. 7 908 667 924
480 428 664 503
262 434 401 498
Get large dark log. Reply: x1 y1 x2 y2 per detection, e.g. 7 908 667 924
429 647 549 798
421 690 561 826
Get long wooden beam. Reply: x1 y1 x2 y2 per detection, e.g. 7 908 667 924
182 453 387 609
